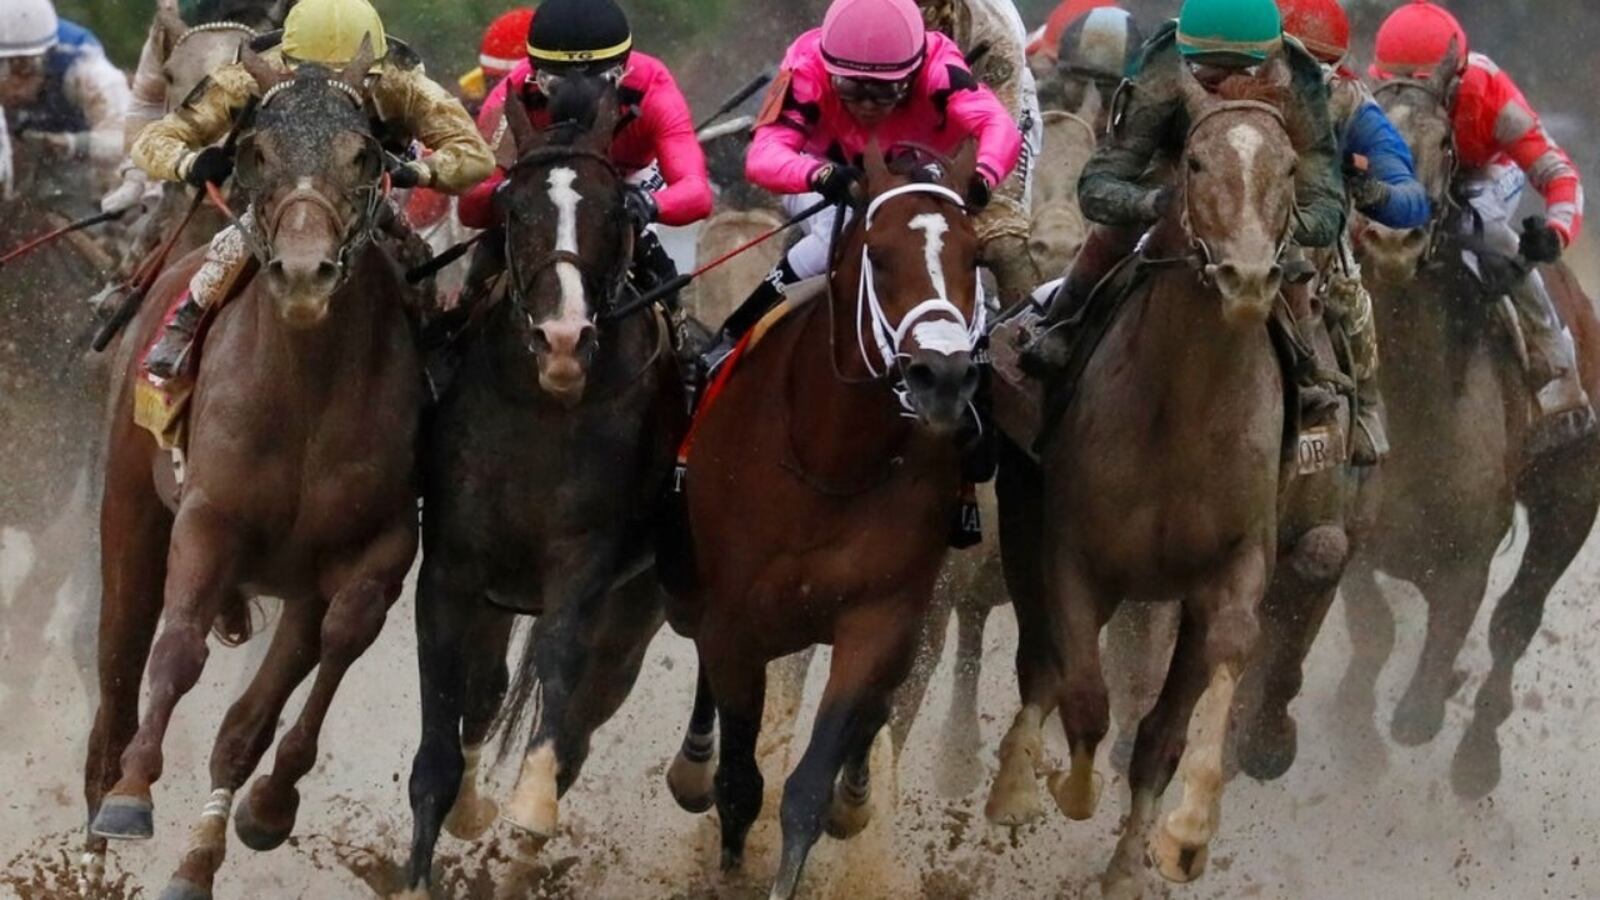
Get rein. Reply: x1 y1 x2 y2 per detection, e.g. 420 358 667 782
1372 78 1461 266
170 21 258 52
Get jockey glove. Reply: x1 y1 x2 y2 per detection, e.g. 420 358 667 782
811 164 864 205
624 184 659 233
183 146 234 189
1520 216 1564 264
966 174 992 212
1141 186 1175 222
1346 171 1391 215
387 157 432 190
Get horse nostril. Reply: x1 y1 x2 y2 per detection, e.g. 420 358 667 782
530 328 552 355
265 259 287 288
962 363 980 395
1403 229 1429 249
575 324 598 357
315 261 340 285
906 361 937 394
1215 263 1242 294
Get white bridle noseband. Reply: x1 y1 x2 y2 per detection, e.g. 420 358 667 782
855 182 986 379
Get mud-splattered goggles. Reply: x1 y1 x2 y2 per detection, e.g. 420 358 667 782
534 63 625 96
831 75 911 107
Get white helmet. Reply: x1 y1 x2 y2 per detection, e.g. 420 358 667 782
0 0 59 60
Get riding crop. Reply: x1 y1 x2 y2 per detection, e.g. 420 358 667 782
0 206 129 270
694 68 774 134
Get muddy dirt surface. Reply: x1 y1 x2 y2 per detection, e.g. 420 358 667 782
1 240 1598 899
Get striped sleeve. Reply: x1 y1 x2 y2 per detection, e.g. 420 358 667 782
1486 68 1583 245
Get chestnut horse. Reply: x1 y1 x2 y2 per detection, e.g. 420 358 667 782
1344 57 1600 799
988 70 1300 896
84 47 422 898
662 143 983 898
400 86 682 896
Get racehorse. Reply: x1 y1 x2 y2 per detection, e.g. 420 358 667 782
1345 52 1600 799
1029 95 1101 278
662 141 984 899
400 82 683 896
987 68 1300 895
83 45 423 898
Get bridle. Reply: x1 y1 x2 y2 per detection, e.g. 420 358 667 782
502 143 631 347
853 182 985 379
1372 77 1461 266
170 21 258 53
1176 100 1295 282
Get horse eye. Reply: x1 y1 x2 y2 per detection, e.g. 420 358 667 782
1187 156 1202 173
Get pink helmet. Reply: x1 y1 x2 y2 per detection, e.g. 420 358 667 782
820 0 928 81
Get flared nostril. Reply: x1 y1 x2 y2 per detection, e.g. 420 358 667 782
906 361 937 394
315 261 340 285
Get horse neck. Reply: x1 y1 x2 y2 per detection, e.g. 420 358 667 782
248 249 396 396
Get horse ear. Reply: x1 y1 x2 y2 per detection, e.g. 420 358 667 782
504 94 541 157
339 34 376 92
946 137 979 194
239 47 284 94
862 137 892 193
1175 57 1216 120
154 8 187 60
581 84 622 154
1077 81 1104 131
1432 38 1463 102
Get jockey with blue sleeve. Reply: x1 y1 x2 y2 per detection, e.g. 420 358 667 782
1341 95 1431 230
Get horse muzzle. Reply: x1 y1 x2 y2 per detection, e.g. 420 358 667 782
1208 260 1283 327
264 255 341 328
532 319 598 408
1361 224 1432 284
902 349 978 436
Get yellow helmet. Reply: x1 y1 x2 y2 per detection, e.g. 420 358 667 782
282 0 387 66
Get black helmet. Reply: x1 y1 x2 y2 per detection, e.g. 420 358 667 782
1057 7 1144 83
527 0 632 71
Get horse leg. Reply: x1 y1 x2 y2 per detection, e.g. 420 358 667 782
1392 555 1494 747
234 524 414 851
934 589 994 798
666 662 719 813
93 505 244 842
82 475 171 879
1236 526 1347 782
705 641 767 872
1047 561 1115 822
503 570 663 844
449 609 514 839
758 648 815 805
771 604 915 900
1104 600 1179 776
987 439 1055 826
161 602 321 900
402 555 497 898
1148 550 1265 886
1454 466 1599 799
1331 560 1394 768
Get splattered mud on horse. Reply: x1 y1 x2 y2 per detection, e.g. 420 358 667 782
84 44 423 899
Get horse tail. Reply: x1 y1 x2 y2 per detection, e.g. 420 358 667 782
210 591 260 647
491 619 541 764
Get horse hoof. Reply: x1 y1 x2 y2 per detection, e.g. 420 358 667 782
984 767 1044 827
505 746 560 838
1149 825 1209 884
1450 727 1503 801
1238 715 1298 782
824 782 872 839
234 780 298 852
443 793 500 842
719 847 744 872
1390 696 1445 747
1047 768 1102 821
90 795 155 841
666 750 716 814
158 876 211 900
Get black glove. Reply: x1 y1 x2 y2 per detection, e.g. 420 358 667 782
810 164 864 204
623 184 658 233
1519 215 1564 264
966 174 992 211
386 156 430 190
184 146 234 188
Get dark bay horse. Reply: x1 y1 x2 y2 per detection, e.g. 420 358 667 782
400 86 682 896
1344 56 1600 799
84 46 423 898
663 143 983 898
988 70 1300 896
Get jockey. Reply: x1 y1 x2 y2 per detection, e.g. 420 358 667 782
1371 0 1593 445
105 0 288 216
707 0 1024 365
918 0 1043 306
1025 0 1118 63
455 0 713 305
458 7 535 109
1046 6 1143 117
1278 0 1431 465
1024 0 1346 374
0 0 130 202
132 0 494 379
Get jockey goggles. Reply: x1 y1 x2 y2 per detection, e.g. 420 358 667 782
3 55 46 78
831 74 911 107
534 62 625 96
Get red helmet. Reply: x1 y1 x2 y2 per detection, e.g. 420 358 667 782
1372 0 1469 79
1276 0 1348 65
481 8 536 78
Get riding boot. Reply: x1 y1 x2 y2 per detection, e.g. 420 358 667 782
1352 376 1390 467
1510 268 1597 451
698 257 799 377
1341 272 1389 466
143 219 250 381
981 233 1041 313
1019 225 1141 379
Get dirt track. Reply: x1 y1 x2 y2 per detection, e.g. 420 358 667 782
2 239 1599 899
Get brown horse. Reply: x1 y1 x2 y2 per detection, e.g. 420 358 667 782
399 83 683 897
662 142 983 898
987 72 1298 896
1344 61 1600 799
83 48 423 899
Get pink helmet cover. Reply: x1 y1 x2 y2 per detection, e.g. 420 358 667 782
820 0 928 81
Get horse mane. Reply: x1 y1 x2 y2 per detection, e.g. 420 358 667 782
1208 75 1315 152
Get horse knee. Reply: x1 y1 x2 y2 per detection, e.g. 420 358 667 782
1289 525 1349 584
149 622 212 692
319 582 389 667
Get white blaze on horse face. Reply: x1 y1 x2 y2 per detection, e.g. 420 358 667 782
547 167 588 324
906 211 970 355
1226 123 1267 247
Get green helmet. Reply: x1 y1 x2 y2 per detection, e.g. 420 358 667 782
1176 0 1283 64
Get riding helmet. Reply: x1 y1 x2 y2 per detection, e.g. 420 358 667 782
1275 0 1348 66
526 0 632 70
1372 0 1469 79
819 0 928 81
282 0 386 65
1057 7 1144 82
0 0 59 59
1176 0 1283 65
